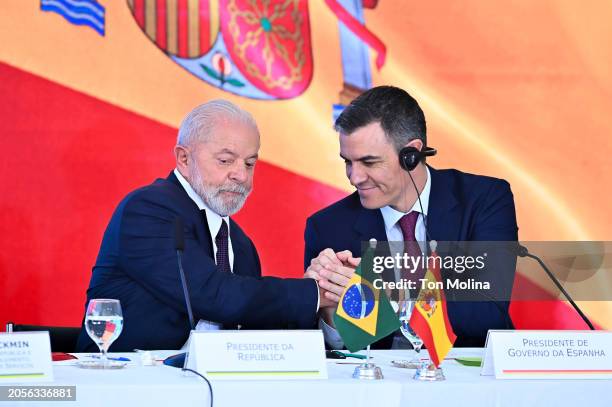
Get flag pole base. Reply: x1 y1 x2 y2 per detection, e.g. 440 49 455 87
414 363 445 381
352 363 384 380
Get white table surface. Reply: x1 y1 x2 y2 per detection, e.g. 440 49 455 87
6 348 612 406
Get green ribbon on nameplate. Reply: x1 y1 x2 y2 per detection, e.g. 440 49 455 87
455 357 482 367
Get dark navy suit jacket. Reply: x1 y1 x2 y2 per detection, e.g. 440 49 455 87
304 167 519 347
77 172 318 351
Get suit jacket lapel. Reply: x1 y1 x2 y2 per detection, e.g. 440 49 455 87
198 210 214 258
353 205 395 284
427 166 461 242
353 206 387 252
166 171 213 257
229 220 256 277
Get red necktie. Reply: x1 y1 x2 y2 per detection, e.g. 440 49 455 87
398 211 423 297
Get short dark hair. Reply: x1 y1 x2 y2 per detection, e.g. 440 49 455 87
334 85 427 152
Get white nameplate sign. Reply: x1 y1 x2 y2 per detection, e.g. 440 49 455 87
185 330 327 380
0 332 53 383
482 330 612 379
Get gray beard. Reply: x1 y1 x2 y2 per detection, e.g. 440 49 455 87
188 164 251 216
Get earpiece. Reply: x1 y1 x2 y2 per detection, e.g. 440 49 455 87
398 146 437 171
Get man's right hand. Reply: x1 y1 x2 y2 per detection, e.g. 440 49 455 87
304 249 360 309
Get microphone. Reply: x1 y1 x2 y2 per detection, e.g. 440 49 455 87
515 243 595 330
170 223 216 407
174 216 185 251
174 217 195 330
164 217 195 369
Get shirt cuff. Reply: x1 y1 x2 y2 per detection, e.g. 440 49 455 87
314 279 320 313
319 316 345 350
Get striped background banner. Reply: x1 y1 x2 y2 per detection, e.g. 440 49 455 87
128 0 219 57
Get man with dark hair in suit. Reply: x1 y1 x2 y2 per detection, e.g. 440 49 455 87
77 100 344 352
305 86 518 349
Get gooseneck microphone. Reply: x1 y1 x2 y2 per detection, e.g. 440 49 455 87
164 217 195 369
170 218 215 407
174 217 195 330
515 244 595 330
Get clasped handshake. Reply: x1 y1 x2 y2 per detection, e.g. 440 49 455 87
304 249 360 309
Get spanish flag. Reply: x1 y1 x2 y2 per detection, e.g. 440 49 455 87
409 241 457 367
334 244 400 352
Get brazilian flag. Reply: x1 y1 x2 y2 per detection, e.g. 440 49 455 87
334 245 400 352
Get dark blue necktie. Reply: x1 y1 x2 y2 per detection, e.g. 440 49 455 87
215 219 231 273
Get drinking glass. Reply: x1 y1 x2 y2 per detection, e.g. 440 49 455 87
398 300 424 364
84 299 124 367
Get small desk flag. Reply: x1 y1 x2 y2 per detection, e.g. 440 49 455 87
334 242 400 352
409 241 457 367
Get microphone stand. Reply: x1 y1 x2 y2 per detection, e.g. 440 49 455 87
518 245 595 330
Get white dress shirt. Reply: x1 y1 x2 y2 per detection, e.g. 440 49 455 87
321 167 432 349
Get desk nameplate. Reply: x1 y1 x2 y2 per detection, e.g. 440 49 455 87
186 330 327 380
482 330 612 379
0 332 53 383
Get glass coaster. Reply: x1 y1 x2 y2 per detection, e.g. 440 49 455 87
77 360 127 369
391 360 421 369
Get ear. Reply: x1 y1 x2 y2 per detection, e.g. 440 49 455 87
174 145 190 177
404 138 424 152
